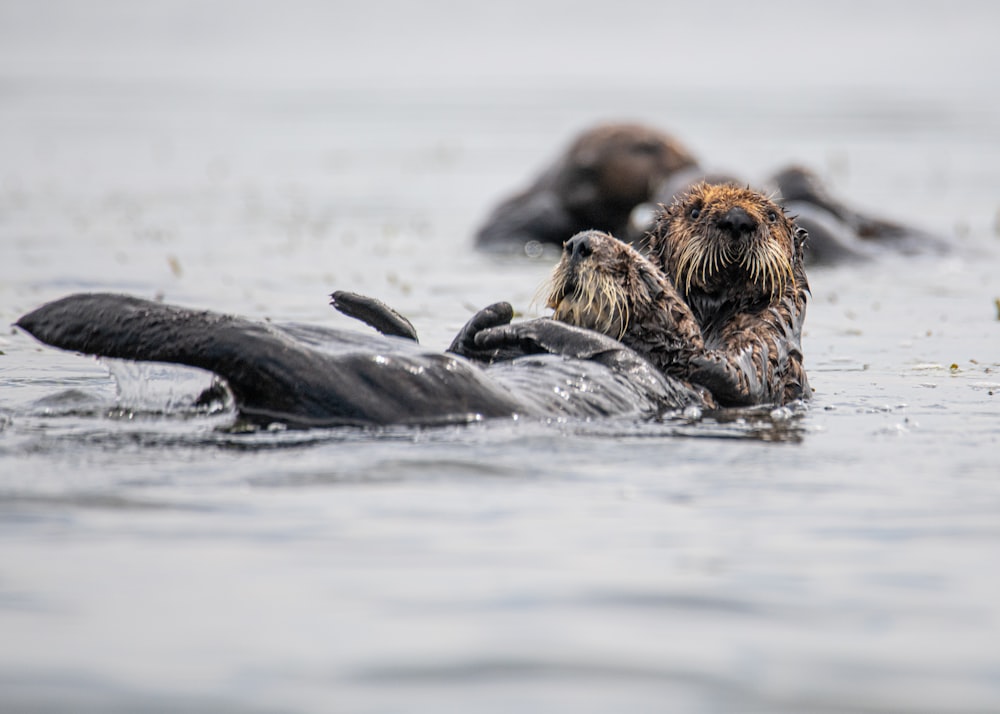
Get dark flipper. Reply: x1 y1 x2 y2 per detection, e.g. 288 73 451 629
15 293 522 428
330 291 418 342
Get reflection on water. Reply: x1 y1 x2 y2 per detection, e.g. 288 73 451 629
8 355 812 454
8 396 808 458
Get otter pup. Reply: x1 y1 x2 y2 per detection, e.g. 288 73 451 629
472 184 811 407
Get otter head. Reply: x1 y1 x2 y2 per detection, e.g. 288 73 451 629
647 183 807 307
544 230 665 340
558 124 697 225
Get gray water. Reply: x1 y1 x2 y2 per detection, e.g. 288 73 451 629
1 2 999 712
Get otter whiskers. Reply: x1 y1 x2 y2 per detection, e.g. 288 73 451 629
545 266 633 340
672 228 794 299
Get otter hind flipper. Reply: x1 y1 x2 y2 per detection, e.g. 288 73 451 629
329 291 418 342
15 293 250 369
14 293 340 425
16 293 525 428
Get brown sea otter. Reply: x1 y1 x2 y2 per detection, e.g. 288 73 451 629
474 123 697 251
467 183 811 407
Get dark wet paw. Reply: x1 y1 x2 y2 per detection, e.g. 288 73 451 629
448 302 518 362
477 319 624 361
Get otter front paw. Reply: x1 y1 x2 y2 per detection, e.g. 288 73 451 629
475 319 624 361
448 302 523 363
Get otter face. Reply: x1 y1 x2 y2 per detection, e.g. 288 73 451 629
544 230 663 340
559 124 698 221
649 183 803 303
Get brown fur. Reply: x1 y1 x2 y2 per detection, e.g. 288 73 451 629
545 231 705 377
475 123 696 248
547 184 811 407
555 124 697 225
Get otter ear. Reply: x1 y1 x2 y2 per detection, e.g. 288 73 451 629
793 225 809 263
794 225 808 249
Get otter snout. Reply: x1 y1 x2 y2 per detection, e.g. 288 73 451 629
564 231 599 262
716 206 757 239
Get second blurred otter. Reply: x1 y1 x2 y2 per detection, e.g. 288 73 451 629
474 123 696 252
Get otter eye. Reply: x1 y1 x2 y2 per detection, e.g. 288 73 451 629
689 206 701 219
767 210 778 223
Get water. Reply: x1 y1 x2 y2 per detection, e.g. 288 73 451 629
1 2 999 712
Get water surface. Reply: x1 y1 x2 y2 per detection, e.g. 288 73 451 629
1 2 999 712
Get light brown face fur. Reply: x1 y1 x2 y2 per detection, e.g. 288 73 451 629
544 230 665 340
647 183 803 303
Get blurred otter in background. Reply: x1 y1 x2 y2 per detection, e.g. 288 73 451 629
475 122 947 264
474 123 697 251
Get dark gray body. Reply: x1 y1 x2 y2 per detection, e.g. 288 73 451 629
16 293 705 429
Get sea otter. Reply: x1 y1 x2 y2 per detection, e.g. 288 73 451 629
469 183 811 407
15 185 808 426
476 122 944 264
14 292 706 429
475 123 697 251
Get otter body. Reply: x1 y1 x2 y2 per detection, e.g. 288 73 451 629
15 293 704 429
645 183 810 405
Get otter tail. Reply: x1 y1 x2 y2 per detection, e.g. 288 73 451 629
15 293 520 428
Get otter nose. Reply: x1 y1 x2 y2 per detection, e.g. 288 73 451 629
564 232 596 261
716 206 756 238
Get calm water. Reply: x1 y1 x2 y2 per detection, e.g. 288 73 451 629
1 2 999 712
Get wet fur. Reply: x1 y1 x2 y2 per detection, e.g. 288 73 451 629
548 184 811 407
546 231 705 377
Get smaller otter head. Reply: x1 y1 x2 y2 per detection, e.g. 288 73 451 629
544 230 664 340
648 183 806 305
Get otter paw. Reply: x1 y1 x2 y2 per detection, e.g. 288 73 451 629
448 302 515 362
477 319 625 360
